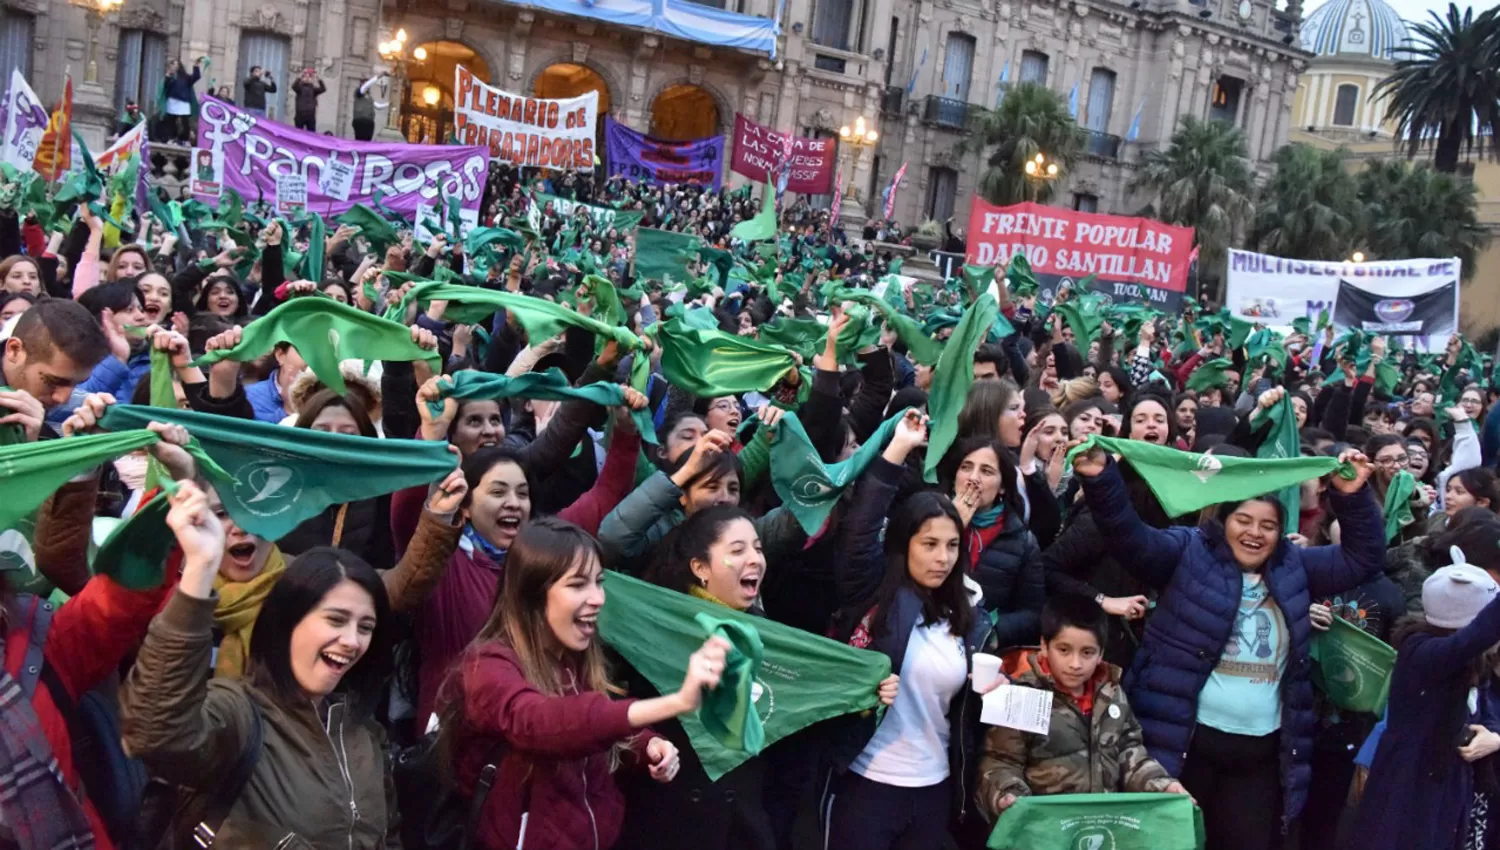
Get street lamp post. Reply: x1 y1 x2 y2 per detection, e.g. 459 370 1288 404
376 29 419 135
72 0 123 85
837 114 879 237
1022 151 1059 202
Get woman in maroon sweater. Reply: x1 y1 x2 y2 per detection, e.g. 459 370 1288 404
441 517 729 850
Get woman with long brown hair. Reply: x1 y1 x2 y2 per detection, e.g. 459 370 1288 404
442 517 728 850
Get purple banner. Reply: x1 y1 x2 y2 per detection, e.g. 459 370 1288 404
194 96 490 218
604 117 723 190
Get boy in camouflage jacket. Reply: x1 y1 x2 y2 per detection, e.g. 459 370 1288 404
978 597 1189 821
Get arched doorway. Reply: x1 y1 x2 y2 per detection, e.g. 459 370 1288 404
650 84 719 140
401 41 490 144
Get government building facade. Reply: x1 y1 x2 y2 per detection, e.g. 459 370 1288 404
6 0 1306 230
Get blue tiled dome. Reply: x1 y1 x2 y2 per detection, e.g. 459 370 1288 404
1300 0 1409 60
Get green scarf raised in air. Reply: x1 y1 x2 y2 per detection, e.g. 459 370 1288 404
392 282 640 352
987 793 1204 850
1383 469 1416 542
196 298 438 395
1249 394 1302 522
655 318 808 399
431 369 657 444
692 612 766 756
599 571 890 781
98 405 456 541
1309 615 1395 715
1065 435 1354 519
769 408 911 535
925 294 1000 483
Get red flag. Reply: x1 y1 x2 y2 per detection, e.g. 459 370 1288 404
33 76 72 181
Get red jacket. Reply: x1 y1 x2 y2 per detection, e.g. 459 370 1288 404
452 642 657 850
3 574 174 849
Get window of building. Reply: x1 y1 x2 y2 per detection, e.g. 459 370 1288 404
237 31 291 120
1019 50 1049 85
1332 83 1359 127
115 30 166 119
1074 193 1099 213
1209 75 1244 125
940 33 975 103
0 14 34 81
884 17 899 84
926 167 957 222
1085 67 1115 133
811 0 854 50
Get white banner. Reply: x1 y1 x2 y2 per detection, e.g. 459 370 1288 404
1226 249 1462 348
1 70 49 171
452 65 598 172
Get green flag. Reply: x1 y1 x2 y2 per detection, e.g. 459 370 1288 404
634 228 701 284
1383 469 1416 542
98 405 456 541
769 408 910 534
394 283 640 351
729 181 777 243
598 570 890 781
0 430 166 530
656 319 806 399
987 793 1204 850
926 294 1000 483
1185 357 1233 393
1065 435 1353 519
196 298 438 396
1249 395 1301 522
1309 616 1396 714
431 369 657 444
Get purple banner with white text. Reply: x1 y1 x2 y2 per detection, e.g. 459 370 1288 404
194 96 490 219
604 117 723 190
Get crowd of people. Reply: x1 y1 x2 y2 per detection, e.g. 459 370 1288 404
1 144 1498 850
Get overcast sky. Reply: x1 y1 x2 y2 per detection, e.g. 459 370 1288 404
1302 0 1478 25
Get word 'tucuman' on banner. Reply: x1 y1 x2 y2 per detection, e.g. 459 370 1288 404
965 200 1196 308
452 65 598 172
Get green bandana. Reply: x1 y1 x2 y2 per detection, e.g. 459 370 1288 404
986 793 1204 850
729 181 777 243
1244 328 1287 369
1051 284 1105 348
926 294 1000 483
1065 435 1354 518
656 319 807 399
91 490 174 590
1185 358 1234 393
197 298 438 395
1004 254 1039 298
692 612 766 756
769 408 910 535
1309 615 1395 715
635 228 701 284
1383 469 1416 542
832 289 944 366
98 405 456 541
430 369 657 444
333 203 402 254
1249 395 1302 523
599 570 890 781
757 318 827 362
0 430 178 531
394 283 640 353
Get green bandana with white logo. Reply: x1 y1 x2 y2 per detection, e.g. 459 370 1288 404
768 408 911 535
100 405 456 541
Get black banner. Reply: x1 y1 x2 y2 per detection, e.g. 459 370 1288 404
1333 278 1457 336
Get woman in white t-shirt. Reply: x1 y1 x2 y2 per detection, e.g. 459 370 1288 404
822 412 994 849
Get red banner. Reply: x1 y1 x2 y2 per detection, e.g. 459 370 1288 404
730 114 834 195
966 200 1195 306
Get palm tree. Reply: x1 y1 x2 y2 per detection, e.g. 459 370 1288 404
1357 158 1490 277
1374 3 1500 173
967 82 1086 206
1252 144 1363 261
1129 116 1255 299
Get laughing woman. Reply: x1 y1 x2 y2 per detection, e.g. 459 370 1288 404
1069 441 1383 850
121 482 403 848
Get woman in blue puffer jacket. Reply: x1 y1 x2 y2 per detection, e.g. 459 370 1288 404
1069 440 1383 850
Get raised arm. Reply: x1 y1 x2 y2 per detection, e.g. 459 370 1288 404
1300 450 1383 600
837 412 926 611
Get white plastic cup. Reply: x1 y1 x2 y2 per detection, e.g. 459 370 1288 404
971 652 1003 693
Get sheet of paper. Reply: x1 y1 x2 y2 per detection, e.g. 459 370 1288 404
981 685 1053 734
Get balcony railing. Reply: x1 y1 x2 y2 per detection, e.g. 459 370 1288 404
1084 129 1122 159
922 96 971 131
881 85 905 118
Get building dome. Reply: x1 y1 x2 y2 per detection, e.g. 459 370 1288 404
1300 0 1409 61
